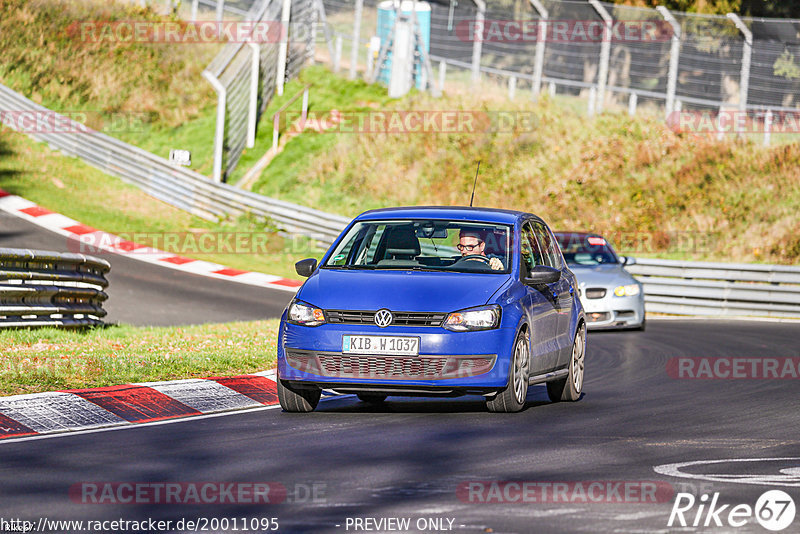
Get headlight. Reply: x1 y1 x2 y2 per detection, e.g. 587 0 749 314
613 284 640 297
443 305 501 332
287 300 326 326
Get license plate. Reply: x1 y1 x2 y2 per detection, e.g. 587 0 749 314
342 335 419 356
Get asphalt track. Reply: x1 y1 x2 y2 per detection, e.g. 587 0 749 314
0 212 292 326
1 319 798 533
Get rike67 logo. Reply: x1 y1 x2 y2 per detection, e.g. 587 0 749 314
669 490 796 531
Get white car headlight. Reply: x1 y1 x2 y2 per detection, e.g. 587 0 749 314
443 305 501 332
613 284 640 297
288 300 326 326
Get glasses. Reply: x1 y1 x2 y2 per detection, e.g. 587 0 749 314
457 242 482 251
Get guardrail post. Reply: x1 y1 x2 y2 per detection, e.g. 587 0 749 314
438 60 446 92
508 76 517 100
628 92 638 116
247 43 260 149
657 6 681 118
301 86 309 126
350 0 364 79
276 0 292 96
333 35 343 73
203 71 226 183
588 0 612 113
727 13 752 136
763 109 773 146
549 81 556 97
470 0 486 84
529 0 548 98
588 86 597 116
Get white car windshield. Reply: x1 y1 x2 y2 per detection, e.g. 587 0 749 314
556 234 620 266
322 219 512 274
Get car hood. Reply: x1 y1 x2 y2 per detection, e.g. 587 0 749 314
297 268 511 312
568 263 637 288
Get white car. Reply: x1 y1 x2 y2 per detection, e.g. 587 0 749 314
554 232 645 331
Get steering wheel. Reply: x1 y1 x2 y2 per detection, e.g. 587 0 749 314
457 254 491 264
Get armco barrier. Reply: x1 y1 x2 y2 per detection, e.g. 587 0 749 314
0 248 110 328
627 258 800 319
0 83 350 245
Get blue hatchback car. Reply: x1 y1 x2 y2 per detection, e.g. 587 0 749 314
277 207 586 412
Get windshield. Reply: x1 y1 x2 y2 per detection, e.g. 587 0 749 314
555 233 620 266
322 219 512 274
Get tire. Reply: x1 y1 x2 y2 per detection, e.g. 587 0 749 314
636 316 646 331
486 329 530 413
547 323 585 402
357 393 387 404
277 379 321 412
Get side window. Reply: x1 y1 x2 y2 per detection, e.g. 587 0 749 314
520 223 545 274
532 221 562 269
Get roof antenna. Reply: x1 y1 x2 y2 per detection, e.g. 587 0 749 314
469 161 481 207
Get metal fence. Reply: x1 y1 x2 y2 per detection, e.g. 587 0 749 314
0 249 110 329
628 258 800 318
0 83 349 244
323 0 800 140
203 0 318 182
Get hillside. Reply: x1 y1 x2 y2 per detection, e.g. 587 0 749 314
0 0 221 174
255 69 800 265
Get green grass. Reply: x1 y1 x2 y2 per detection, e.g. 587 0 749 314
0 320 280 396
227 65 394 186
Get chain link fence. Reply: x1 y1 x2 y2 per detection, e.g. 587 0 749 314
321 0 800 140
202 0 317 182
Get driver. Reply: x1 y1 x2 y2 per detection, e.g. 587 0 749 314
457 229 504 270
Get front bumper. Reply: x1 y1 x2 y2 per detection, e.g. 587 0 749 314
278 321 518 390
580 293 645 330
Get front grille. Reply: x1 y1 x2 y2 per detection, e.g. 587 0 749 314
585 288 607 299
325 310 446 327
286 350 495 380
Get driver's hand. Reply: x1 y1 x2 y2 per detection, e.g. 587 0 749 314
489 257 503 270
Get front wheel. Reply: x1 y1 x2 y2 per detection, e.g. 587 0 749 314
277 379 321 412
486 329 530 413
547 323 585 402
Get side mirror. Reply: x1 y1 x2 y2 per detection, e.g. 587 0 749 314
622 256 636 266
295 258 318 277
524 265 561 285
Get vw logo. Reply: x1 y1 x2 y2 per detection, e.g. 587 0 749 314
374 309 393 328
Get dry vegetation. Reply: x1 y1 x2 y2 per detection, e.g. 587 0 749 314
0 0 219 127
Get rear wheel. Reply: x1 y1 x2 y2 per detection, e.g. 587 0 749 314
357 393 387 404
277 379 321 412
547 323 585 402
486 329 530 413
